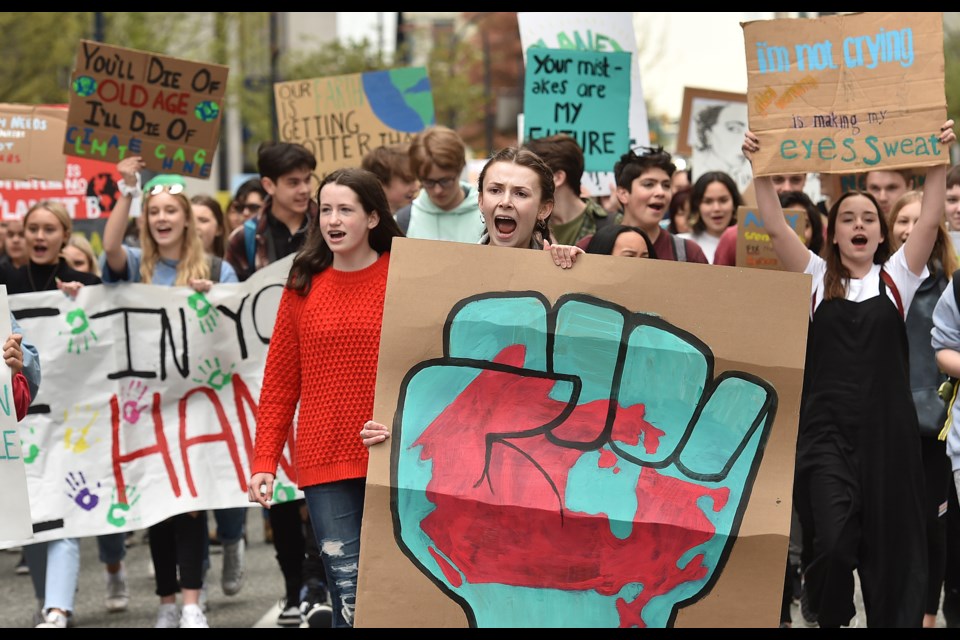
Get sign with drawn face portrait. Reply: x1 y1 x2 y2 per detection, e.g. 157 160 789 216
678 88 752 194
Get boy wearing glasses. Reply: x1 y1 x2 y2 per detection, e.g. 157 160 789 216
225 142 318 281
394 125 485 242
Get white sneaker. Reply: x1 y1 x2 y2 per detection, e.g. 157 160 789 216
199 581 209 613
180 604 209 628
154 603 180 628
105 569 129 612
221 539 245 596
36 610 69 628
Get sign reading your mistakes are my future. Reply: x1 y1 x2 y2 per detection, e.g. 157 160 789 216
524 47 630 173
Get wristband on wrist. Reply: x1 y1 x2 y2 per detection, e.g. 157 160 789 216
118 174 141 198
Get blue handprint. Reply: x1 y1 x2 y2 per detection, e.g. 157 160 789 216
65 470 100 511
391 293 776 628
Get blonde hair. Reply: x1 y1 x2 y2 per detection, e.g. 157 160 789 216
887 190 958 279
139 190 209 285
24 200 72 254
66 233 100 277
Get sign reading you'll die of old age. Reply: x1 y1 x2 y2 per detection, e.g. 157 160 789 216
743 12 946 176
63 40 229 179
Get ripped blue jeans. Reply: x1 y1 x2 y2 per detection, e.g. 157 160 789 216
303 478 365 628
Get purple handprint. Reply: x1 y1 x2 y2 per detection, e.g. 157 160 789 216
65 470 100 511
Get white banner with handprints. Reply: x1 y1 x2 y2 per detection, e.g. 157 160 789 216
0 256 299 548
0 289 31 541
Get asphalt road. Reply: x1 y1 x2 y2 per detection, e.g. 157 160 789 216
0 507 945 629
0 509 297 629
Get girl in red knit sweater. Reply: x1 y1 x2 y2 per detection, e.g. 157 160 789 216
248 167 403 628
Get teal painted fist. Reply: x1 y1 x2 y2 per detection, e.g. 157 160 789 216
392 293 777 627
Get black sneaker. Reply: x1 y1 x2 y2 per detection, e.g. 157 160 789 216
304 602 333 628
277 598 301 627
800 582 818 626
15 553 29 576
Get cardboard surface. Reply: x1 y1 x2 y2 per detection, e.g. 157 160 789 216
0 104 68 181
64 40 228 179
743 12 947 176
274 68 434 180
356 238 811 628
736 206 809 270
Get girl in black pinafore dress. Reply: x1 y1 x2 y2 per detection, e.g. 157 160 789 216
743 121 956 628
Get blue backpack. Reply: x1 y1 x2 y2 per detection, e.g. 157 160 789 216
243 217 258 268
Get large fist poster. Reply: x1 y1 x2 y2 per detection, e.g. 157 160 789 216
357 239 811 628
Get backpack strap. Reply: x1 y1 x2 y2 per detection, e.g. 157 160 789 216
672 234 686 262
208 255 222 282
953 267 960 309
879 268 904 320
395 205 411 234
243 217 258 269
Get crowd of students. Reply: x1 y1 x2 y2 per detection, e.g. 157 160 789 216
5 110 960 628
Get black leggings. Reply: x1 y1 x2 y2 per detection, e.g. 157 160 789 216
149 512 207 596
921 437 950 614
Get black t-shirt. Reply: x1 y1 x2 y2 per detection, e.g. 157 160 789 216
266 210 308 261
4 258 102 294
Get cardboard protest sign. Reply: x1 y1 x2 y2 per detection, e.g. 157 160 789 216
0 258 295 548
0 105 68 181
524 48 631 173
356 238 811 628
0 292 32 541
743 12 947 176
64 40 228 178
274 68 435 179
736 206 809 270
518 12 649 196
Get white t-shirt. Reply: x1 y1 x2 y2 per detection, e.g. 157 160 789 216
805 246 927 319
677 231 721 264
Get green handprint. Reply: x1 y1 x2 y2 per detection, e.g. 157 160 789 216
191 357 235 390
273 480 297 504
392 293 776 628
20 426 38 464
188 291 219 334
106 485 141 528
60 308 98 354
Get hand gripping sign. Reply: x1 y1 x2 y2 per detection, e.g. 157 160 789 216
390 293 776 628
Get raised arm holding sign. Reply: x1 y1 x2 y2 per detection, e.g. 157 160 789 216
742 118 956 628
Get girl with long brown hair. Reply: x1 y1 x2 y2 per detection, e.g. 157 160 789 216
743 121 956 628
